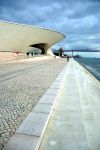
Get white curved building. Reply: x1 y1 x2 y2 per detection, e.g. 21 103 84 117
0 21 65 55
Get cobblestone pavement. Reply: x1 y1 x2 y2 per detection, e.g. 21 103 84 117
0 58 66 150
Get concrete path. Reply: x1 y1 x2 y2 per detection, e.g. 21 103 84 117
39 59 100 150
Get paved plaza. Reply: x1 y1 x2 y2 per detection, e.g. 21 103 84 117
0 58 66 150
3 59 100 150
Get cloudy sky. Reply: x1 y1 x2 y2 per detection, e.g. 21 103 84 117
0 0 100 56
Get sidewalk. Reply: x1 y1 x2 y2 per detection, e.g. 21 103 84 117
39 59 100 150
3 59 100 150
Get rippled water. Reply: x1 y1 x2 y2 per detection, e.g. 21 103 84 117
75 58 100 81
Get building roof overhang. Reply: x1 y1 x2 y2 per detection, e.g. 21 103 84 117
0 20 65 54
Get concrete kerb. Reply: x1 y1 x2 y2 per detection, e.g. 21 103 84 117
3 65 68 150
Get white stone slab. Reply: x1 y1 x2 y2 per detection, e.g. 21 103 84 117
55 79 62 82
3 133 39 150
56 77 64 79
45 88 59 96
52 82 62 86
32 103 53 114
39 94 57 104
56 78 64 81
50 85 60 89
17 112 49 137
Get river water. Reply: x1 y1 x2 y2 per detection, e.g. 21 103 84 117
75 58 100 81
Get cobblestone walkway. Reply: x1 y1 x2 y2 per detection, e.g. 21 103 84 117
0 58 66 150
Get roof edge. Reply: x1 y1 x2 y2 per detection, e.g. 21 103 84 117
0 20 65 39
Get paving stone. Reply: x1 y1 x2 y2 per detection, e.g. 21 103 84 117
45 88 59 96
51 82 61 86
16 112 49 136
39 94 57 104
49 85 60 89
3 133 39 150
32 103 53 114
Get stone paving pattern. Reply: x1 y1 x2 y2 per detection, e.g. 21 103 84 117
0 58 66 150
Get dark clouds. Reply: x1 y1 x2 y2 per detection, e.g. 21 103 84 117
0 0 100 53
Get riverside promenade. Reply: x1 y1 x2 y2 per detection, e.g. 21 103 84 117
39 59 100 150
3 59 100 150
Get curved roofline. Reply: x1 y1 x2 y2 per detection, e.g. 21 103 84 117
0 20 65 39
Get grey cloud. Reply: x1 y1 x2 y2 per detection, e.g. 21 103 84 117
66 1 100 19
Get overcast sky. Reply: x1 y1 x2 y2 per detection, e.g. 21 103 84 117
0 0 100 56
